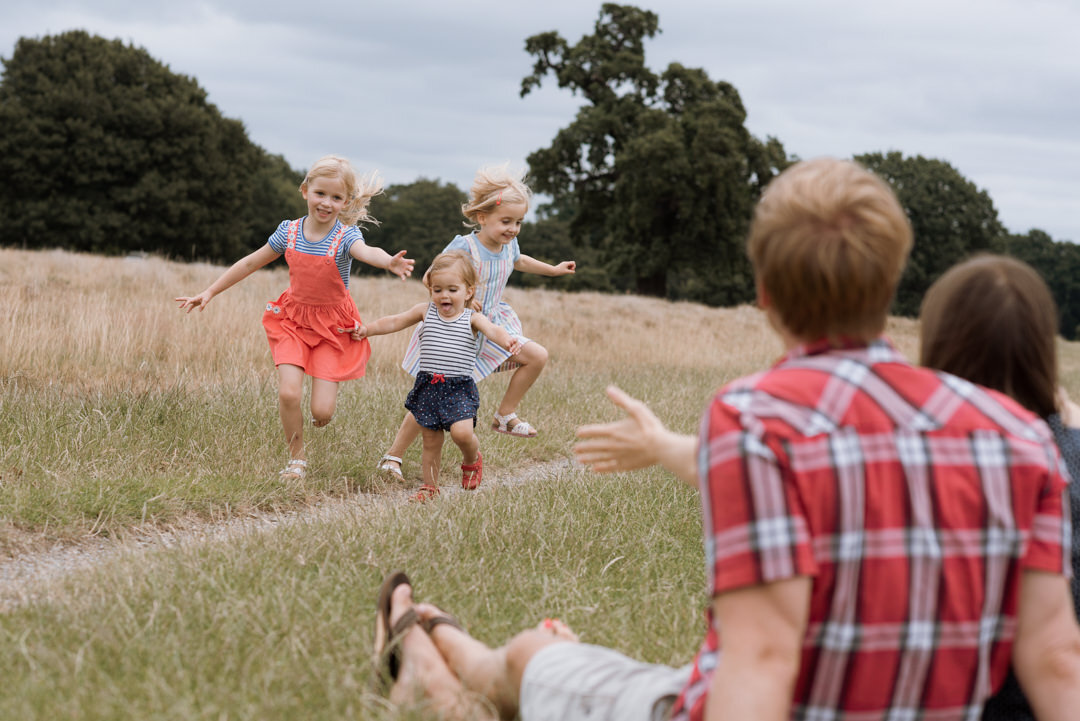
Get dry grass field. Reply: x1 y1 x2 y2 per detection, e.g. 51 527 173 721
2 247 1079 720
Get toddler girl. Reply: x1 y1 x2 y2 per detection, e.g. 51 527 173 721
358 251 521 500
375 165 575 479
175 155 414 481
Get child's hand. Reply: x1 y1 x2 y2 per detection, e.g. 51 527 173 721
387 251 415 281
507 337 524 355
554 261 576 276
175 291 213 313
336 321 367 340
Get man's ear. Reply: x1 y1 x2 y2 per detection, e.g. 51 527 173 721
756 279 771 310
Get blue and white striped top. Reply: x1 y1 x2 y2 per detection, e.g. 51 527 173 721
416 303 478 377
267 218 364 288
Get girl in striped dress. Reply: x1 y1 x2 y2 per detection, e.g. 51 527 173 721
175 155 415 482
374 166 576 480
357 252 521 500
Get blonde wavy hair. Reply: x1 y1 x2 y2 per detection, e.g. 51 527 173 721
300 155 383 227
461 164 531 227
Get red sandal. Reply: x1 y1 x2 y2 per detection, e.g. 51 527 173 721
461 453 483 490
410 484 440 502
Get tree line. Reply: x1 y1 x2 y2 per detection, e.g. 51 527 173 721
2 9 1077 339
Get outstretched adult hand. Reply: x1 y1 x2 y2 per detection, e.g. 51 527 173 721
574 386 666 473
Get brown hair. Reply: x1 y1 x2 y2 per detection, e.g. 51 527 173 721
423 251 478 306
746 157 912 343
919 254 1059 418
300 155 383 227
461 164 531 227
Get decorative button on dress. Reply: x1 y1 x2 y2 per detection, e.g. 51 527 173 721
262 219 371 382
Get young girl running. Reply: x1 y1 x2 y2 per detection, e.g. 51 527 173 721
374 165 575 480
175 155 415 481
357 251 522 500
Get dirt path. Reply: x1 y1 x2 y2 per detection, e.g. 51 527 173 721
0 458 576 612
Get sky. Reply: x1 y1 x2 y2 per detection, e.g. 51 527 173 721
2 0 1078 242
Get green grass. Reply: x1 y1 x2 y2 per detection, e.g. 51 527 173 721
4 249 1080 718
0 470 704 720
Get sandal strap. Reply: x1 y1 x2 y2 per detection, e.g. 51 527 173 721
379 454 403 465
280 459 308 476
421 612 464 635
493 412 518 429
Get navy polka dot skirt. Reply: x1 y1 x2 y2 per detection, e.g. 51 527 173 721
405 372 480 431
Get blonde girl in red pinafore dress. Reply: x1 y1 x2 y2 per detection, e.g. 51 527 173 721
372 165 576 480
176 155 415 481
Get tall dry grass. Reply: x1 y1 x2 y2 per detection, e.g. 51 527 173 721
4 247 1080 720
1 247 1077 547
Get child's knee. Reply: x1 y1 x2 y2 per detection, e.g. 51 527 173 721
449 423 477 448
278 384 303 406
310 400 336 426
527 342 549 367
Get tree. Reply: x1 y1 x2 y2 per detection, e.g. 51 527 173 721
998 229 1080 340
521 4 788 304
360 178 467 277
856 152 1006 317
0 31 303 260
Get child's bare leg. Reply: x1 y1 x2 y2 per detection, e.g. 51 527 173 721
497 342 548 426
449 419 479 465
420 428 445 487
383 413 423 474
309 378 339 427
277 364 306 460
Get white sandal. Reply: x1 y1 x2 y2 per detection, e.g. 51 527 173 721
492 412 537 438
279 458 308 481
377 454 404 480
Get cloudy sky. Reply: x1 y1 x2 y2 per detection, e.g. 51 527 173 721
2 0 1078 242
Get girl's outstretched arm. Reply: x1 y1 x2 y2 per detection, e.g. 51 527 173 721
514 254 576 277
472 314 523 355
175 245 281 313
349 302 427 339
350 243 415 280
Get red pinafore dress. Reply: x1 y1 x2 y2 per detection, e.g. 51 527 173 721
261 220 371 382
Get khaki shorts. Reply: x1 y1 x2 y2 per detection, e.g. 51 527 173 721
519 642 692 721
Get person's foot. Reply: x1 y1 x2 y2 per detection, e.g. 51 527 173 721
377 454 405 480
385 584 491 718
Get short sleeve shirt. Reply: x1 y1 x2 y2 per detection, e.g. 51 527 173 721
267 218 364 288
670 338 1070 721
443 233 521 310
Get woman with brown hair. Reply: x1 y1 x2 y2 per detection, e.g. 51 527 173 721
920 253 1080 721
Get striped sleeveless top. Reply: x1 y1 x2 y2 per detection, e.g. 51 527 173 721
416 303 477 377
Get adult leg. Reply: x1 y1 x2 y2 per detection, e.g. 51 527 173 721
496 342 548 431
309 377 339 427
387 582 495 719
415 603 576 720
277 364 306 460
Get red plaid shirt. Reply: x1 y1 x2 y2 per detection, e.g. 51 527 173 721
670 339 1070 721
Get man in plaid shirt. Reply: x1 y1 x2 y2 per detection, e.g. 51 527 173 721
378 158 1080 721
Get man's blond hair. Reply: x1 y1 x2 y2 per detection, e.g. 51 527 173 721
747 157 912 343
